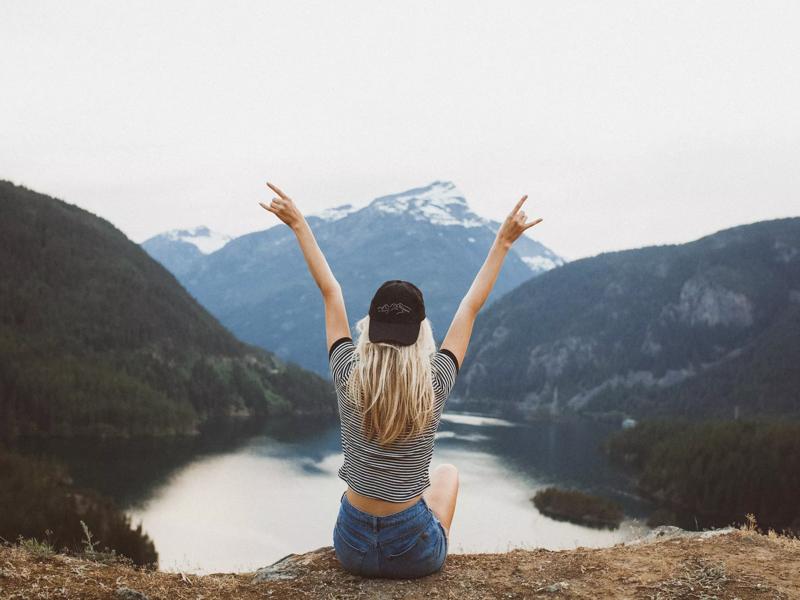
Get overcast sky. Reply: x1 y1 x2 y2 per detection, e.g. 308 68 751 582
2 1 798 260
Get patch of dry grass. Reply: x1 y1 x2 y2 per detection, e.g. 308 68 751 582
2 527 800 600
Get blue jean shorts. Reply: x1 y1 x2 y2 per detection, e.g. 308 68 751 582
333 491 448 579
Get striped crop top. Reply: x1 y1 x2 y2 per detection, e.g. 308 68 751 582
328 336 460 502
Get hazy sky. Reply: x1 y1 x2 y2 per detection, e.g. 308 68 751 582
2 1 798 260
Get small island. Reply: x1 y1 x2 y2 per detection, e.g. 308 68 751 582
532 486 624 530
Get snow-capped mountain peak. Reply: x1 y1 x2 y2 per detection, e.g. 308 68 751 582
164 226 232 254
313 203 357 222
141 181 565 375
369 181 486 228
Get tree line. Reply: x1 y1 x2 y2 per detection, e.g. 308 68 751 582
605 419 800 534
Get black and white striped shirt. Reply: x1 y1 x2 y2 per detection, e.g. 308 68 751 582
328 337 459 502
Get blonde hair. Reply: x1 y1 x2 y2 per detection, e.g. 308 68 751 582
345 314 436 446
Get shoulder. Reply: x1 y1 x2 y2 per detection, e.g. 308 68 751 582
329 336 354 361
329 337 356 388
430 348 459 399
432 348 459 375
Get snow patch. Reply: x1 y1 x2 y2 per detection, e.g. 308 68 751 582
314 204 356 222
371 181 486 228
165 226 232 254
521 255 559 271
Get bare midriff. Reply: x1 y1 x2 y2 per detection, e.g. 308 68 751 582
346 486 423 517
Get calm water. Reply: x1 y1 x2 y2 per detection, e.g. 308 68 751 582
17 413 652 574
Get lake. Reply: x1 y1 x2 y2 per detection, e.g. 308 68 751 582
16 412 652 574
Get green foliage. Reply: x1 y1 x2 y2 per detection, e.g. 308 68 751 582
0 449 157 566
17 536 56 559
0 180 334 439
80 520 98 555
531 486 623 529
605 419 800 533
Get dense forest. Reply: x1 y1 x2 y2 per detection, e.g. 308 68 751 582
456 217 800 420
0 180 335 440
0 447 157 566
605 419 800 534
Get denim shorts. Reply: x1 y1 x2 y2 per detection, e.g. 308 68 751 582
333 491 448 579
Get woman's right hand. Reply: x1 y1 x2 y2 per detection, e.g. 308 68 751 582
495 195 543 249
441 194 541 366
260 182 306 231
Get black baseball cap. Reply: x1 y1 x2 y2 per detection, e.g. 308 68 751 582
368 280 426 346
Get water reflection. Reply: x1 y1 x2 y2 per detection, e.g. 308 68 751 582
14 413 652 574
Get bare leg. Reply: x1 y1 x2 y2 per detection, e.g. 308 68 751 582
422 463 459 538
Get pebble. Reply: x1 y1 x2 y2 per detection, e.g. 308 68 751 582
115 587 150 600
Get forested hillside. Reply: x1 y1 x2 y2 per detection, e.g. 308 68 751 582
456 217 800 419
0 449 158 566
605 419 800 534
0 181 334 439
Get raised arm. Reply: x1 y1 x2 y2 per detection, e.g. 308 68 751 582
259 182 351 351
440 194 542 368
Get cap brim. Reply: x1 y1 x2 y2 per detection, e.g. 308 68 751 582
368 319 420 346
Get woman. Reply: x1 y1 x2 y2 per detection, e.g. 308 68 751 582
260 182 542 579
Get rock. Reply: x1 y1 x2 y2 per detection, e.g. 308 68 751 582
115 587 150 600
252 546 332 583
646 525 685 539
626 526 737 546
696 527 737 540
664 275 753 327
537 581 570 592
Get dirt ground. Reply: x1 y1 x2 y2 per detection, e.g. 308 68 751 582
1 526 799 599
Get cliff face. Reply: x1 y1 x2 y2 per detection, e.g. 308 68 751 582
456 217 800 420
2 527 799 599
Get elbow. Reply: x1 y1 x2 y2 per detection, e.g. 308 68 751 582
459 298 481 318
321 281 343 299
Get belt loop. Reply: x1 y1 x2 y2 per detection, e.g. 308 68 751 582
372 516 378 532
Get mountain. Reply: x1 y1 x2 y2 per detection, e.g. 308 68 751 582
0 181 333 439
143 181 563 375
454 217 800 419
142 226 232 277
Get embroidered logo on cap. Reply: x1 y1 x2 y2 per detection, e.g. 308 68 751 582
376 302 412 316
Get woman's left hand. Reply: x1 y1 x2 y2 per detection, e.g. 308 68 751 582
260 182 305 230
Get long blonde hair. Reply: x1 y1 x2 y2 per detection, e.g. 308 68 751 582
345 314 436 446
